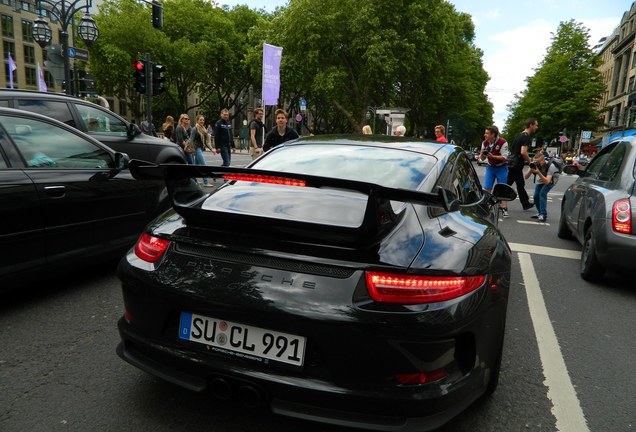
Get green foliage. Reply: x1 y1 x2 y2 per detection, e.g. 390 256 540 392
88 0 492 139
504 20 604 146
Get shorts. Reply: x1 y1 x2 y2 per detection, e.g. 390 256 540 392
484 165 508 190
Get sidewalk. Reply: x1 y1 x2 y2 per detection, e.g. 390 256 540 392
202 148 252 167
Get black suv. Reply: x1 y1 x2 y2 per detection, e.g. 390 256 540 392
0 89 186 164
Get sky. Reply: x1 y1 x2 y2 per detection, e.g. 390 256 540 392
220 0 630 127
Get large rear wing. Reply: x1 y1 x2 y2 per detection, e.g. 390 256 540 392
129 161 460 213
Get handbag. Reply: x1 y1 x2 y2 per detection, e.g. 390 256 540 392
183 143 195 154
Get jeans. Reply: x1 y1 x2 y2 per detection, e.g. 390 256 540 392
186 152 195 165
194 147 209 184
533 181 554 217
220 146 231 167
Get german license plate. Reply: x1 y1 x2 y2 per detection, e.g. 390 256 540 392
178 312 306 367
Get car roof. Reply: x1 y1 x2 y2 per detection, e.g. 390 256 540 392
0 88 87 102
281 134 458 158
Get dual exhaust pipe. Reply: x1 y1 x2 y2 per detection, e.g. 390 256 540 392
209 376 265 408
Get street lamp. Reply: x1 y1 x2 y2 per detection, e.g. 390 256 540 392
32 0 99 95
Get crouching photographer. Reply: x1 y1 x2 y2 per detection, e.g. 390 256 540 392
524 153 560 222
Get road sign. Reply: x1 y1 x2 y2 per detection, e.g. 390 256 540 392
559 135 568 143
67 47 89 61
299 98 306 112
295 113 303 122
581 130 592 143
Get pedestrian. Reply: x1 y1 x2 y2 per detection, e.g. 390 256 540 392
207 123 213 140
249 107 266 160
214 108 233 167
175 113 195 164
479 125 510 217
362 125 372 135
507 118 538 211
140 117 157 136
395 125 406 136
524 152 560 222
190 114 214 186
162 115 175 143
264 109 299 152
434 125 447 143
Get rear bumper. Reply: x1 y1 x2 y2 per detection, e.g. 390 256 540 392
117 314 496 432
596 222 636 272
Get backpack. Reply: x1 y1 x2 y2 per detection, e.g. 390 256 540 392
549 157 563 174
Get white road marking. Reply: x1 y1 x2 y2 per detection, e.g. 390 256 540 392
517 253 590 432
509 243 580 260
517 220 551 226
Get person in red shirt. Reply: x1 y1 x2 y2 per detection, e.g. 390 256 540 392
434 125 447 143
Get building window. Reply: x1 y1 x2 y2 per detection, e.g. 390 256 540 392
2 14 14 38
25 66 36 86
3 40 15 59
119 99 127 116
1 0 11 6
629 76 635 94
22 19 34 42
24 45 35 64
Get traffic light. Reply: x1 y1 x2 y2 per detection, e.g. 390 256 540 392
447 124 453 136
78 70 96 96
152 63 166 95
133 59 147 93
152 1 163 29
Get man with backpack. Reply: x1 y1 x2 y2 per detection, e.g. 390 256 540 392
524 152 561 222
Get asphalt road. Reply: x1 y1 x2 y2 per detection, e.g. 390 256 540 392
1 162 634 432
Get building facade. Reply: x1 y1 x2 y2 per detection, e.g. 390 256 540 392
599 2 636 131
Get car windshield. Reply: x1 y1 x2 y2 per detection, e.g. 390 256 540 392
253 144 436 190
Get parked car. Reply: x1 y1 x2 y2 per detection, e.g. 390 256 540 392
116 135 517 431
0 107 171 290
558 136 636 281
0 89 186 164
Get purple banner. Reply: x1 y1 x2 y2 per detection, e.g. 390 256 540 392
37 63 47 92
262 43 283 106
8 53 16 89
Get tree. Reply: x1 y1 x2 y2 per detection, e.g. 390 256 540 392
504 20 604 148
90 0 267 124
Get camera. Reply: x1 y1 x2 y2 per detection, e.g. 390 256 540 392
529 162 537 169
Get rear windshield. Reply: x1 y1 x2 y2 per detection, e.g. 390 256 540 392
253 144 436 190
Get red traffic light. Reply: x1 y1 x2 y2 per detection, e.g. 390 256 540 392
134 60 145 71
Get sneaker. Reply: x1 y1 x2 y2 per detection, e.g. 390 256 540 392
501 208 509 218
537 214 546 222
522 202 535 210
530 213 539 219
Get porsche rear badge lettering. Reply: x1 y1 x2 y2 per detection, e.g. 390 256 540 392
188 261 317 290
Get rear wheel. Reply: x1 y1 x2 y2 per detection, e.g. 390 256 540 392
484 319 505 397
580 228 605 282
557 208 572 239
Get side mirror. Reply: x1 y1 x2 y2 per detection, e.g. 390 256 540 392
563 165 580 176
114 152 130 170
491 183 517 202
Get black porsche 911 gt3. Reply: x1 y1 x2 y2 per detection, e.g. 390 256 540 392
116 135 516 432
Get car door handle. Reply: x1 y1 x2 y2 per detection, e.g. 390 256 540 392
43 185 66 198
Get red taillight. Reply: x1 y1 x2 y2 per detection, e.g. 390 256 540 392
124 310 133 323
612 199 632 234
365 272 486 304
134 233 170 263
220 173 307 187
395 369 449 385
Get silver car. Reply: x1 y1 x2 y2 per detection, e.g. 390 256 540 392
558 136 636 281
